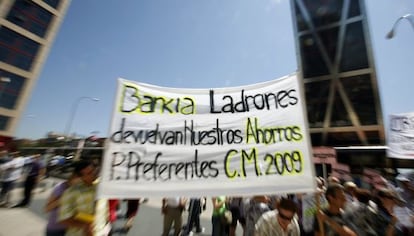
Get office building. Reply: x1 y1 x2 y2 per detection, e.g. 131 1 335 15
290 0 396 169
0 0 70 146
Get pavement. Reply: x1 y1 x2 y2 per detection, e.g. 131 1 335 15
0 178 58 236
0 178 243 236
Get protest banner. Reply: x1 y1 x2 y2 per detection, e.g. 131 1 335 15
97 73 315 198
387 112 414 159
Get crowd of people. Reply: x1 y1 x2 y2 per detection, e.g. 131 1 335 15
1 150 414 236
0 151 45 208
204 174 414 236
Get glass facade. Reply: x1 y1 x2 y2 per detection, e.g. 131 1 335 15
0 0 70 140
0 26 40 70
0 70 25 109
0 115 9 131
7 0 54 37
292 0 384 147
340 22 369 72
43 0 61 9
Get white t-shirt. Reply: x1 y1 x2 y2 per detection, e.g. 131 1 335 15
0 157 25 182
166 197 181 207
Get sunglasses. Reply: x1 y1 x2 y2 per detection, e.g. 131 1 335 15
382 195 396 200
278 212 293 221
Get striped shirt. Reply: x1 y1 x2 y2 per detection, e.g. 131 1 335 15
58 182 96 236
255 210 300 236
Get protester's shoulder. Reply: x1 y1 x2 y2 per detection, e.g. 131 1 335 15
260 209 277 220
53 181 70 193
255 211 276 232
64 182 85 194
290 217 301 234
1 156 13 164
15 157 26 166
0 158 12 168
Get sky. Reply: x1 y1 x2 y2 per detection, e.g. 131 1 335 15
14 0 414 140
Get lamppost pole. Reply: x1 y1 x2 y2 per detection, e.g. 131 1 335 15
386 13 414 39
64 96 99 139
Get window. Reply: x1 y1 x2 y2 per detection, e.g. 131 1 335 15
300 34 330 77
43 0 61 9
0 70 26 109
0 27 40 71
0 115 10 131
340 22 369 72
7 0 54 37
303 0 343 27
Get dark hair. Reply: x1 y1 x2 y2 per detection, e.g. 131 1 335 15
325 183 344 202
73 160 92 176
278 198 298 213
354 188 372 204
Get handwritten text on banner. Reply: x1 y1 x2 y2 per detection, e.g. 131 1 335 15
97 73 315 198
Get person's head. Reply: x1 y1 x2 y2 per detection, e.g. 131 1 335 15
276 198 298 231
252 195 269 203
396 173 414 191
373 176 388 190
67 172 81 186
377 187 405 207
73 160 96 185
327 176 340 185
32 154 41 160
343 181 357 195
325 183 346 209
354 188 372 204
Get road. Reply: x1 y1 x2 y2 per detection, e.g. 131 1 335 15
0 178 243 236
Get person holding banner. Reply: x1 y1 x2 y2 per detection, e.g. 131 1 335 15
244 195 270 236
365 187 406 236
58 160 109 236
314 183 357 236
44 172 80 236
293 177 327 236
343 188 377 236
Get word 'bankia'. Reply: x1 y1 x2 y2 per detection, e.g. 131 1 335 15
121 85 195 115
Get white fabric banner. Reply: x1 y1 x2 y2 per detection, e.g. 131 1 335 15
97 73 315 198
387 112 414 159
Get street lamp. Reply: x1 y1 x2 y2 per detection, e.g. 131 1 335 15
386 14 414 39
64 96 99 139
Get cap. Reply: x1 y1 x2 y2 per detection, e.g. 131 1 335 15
344 181 357 188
